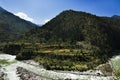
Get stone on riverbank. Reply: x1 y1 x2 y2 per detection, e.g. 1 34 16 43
17 67 48 80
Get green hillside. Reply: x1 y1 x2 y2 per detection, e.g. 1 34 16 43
2 10 120 71
0 7 38 42
25 10 120 51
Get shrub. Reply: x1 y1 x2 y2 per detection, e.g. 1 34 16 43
3 44 22 55
115 69 120 79
16 49 35 60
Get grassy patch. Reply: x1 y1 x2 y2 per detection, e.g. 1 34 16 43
0 60 17 65
0 60 9 65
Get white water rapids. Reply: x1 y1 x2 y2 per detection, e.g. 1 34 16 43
0 53 116 80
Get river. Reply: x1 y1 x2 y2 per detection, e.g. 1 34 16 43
0 53 116 80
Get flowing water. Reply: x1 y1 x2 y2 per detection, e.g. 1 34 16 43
0 53 115 80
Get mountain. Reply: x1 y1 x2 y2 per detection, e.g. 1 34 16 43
25 10 120 51
0 7 5 11
0 7 38 42
112 15 120 19
2 9 120 71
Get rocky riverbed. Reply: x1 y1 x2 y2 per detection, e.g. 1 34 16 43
0 66 7 80
17 67 48 80
0 53 116 80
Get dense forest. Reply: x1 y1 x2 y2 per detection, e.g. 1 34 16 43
20 9 120 57
24 10 120 50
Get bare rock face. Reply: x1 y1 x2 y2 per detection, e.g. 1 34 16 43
17 67 48 80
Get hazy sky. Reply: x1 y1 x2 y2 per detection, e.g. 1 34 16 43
0 0 120 24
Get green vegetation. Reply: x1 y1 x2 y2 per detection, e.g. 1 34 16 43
3 43 22 55
115 69 120 80
111 56 120 79
24 10 120 51
1 9 120 72
16 10 120 71
0 60 17 65
0 60 9 64
0 7 38 42
16 48 35 60
1 43 109 71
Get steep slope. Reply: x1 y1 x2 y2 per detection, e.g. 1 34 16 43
25 10 120 50
0 7 38 42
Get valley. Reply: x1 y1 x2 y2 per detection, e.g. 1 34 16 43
0 6 120 80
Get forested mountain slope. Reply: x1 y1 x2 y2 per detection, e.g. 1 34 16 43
25 10 120 51
0 7 38 42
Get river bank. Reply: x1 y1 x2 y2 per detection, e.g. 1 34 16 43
17 67 48 80
0 53 116 80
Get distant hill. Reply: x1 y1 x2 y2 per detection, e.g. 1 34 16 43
25 10 120 51
112 15 120 19
0 7 38 42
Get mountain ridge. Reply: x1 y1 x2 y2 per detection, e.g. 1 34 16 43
24 10 120 51
0 7 38 42
112 15 120 19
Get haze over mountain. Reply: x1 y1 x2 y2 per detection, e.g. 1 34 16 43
0 7 38 42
